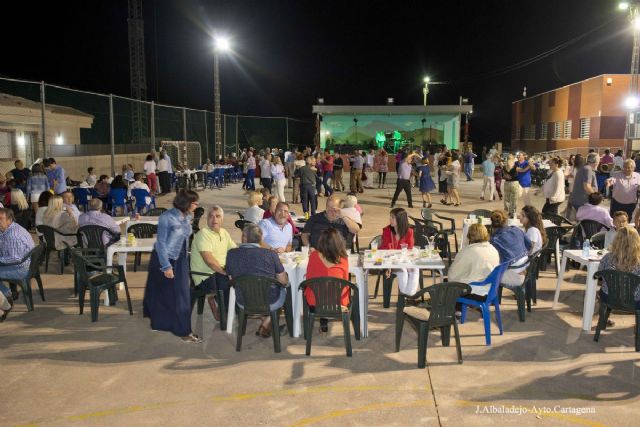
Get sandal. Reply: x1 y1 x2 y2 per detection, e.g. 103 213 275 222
181 333 203 343
255 325 271 338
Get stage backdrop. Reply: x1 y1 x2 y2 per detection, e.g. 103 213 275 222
320 113 460 152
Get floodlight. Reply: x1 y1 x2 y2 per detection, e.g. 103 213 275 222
625 95 639 109
423 76 430 83
215 37 230 52
619 2 630 10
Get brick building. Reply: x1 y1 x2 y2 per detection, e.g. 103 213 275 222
511 74 633 154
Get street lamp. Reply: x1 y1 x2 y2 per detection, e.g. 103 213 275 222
619 2 640 155
423 76 430 106
213 36 231 160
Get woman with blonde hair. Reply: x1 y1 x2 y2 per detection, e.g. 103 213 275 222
243 191 265 224
449 224 501 292
597 225 640 309
43 195 78 249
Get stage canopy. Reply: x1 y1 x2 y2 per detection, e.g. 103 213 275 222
312 105 472 153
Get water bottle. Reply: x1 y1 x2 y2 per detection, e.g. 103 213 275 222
582 238 591 258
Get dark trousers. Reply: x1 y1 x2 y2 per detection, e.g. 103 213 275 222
542 199 560 215
610 198 636 220
158 171 171 194
261 177 273 192
197 273 231 311
244 169 255 190
322 171 333 196
301 183 317 215
391 178 413 207
378 172 387 186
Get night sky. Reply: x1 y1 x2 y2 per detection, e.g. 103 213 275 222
0 0 634 149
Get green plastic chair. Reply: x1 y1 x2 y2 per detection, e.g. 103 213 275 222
129 223 158 272
395 282 471 368
299 277 360 357
593 270 640 351
37 225 77 275
233 275 293 353
499 250 542 322
70 248 133 322
146 207 167 217
0 244 45 311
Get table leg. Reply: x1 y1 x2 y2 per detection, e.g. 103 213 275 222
555 240 560 276
355 268 368 338
582 262 598 331
226 288 236 334
553 253 569 308
104 250 114 306
117 252 127 291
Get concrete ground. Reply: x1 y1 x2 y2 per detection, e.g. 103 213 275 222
2 171 640 427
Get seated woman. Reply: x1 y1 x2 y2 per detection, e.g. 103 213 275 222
43 195 78 250
448 224 500 295
380 208 419 297
518 205 547 254
262 195 299 234
341 194 363 225
489 209 531 287
243 191 265 224
304 228 350 333
9 189 31 230
598 225 640 309
35 191 53 238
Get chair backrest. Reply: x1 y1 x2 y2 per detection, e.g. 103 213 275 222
27 244 46 278
469 260 512 302
544 225 573 250
590 231 606 249
542 212 573 226
421 208 434 222
233 275 283 313
299 277 357 316
89 188 101 199
468 209 492 218
130 189 151 209
36 225 56 250
236 211 245 220
368 235 382 249
70 248 96 285
235 219 252 230
78 225 118 251
147 207 167 216
425 282 471 328
129 223 157 238
593 270 640 312
521 250 542 285
193 207 205 222
571 220 609 249
110 188 128 204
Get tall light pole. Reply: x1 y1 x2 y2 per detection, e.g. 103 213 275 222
214 36 230 160
620 2 640 156
423 76 430 106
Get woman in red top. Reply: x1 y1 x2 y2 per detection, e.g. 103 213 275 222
380 208 419 297
305 228 350 332
262 195 299 234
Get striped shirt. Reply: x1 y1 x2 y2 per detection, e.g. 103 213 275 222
0 221 34 269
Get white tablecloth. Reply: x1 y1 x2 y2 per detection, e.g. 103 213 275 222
104 237 156 305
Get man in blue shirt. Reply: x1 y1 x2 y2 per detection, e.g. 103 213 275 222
515 152 535 207
44 158 67 195
480 157 496 201
463 149 477 181
259 202 293 253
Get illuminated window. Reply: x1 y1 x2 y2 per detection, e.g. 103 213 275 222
554 122 562 139
564 120 572 139
579 118 590 139
540 123 548 140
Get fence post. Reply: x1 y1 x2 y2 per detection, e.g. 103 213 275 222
109 95 116 176
204 110 209 160
150 100 156 151
182 107 187 142
286 117 289 150
223 114 226 158
235 115 239 155
40 81 46 159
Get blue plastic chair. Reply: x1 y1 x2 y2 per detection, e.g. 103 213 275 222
456 260 512 345
72 188 91 212
130 189 156 214
215 168 225 187
109 188 130 216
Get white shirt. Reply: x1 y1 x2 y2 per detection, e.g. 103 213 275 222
448 241 500 295
366 154 375 168
157 159 169 173
244 206 265 224
526 227 543 254
144 160 156 175
341 207 362 225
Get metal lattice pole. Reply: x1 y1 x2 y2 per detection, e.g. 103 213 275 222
626 5 640 156
214 53 222 160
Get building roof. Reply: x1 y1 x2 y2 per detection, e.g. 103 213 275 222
511 74 630 105
312 105 472 115
0 92 94 118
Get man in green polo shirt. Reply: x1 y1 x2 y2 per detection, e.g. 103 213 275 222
190 206 237 320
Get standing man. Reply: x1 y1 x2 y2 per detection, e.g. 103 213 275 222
463 148 477 181
260 153 273 192
44 158 67 195
321 149 334 197
332 150 344 192
244 151 256 191
190 206 237 320
480 155 495 201
365 149 376 189
350 149 364 193
515 152 535 206
299 155 318 217
567 153 598 220
9 160 30 193
285 148 296 188
391 153 415 208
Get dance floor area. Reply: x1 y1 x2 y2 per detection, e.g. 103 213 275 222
2 173 639 427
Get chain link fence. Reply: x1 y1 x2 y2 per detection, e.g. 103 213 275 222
0 76 314 177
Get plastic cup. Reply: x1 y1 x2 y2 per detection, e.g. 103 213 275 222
301 246 310 257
